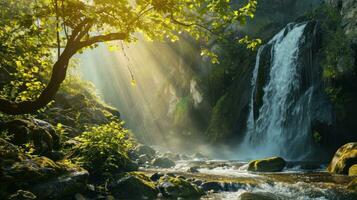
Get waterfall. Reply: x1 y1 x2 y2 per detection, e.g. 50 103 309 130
242 22 321 160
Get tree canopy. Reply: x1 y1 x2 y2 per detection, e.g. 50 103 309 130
0 0 257 115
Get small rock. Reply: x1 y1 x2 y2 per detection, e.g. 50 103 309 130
151 157 175 168
187 166 199 173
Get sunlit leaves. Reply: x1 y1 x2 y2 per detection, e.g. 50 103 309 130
238 36 262 50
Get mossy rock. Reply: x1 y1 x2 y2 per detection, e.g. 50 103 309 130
349 164 357 176
108 172 158 199
158 176 204 198
328 143 357 174
3 156 66 183
239 192 281 200
248 157 286 172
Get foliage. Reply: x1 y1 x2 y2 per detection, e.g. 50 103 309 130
0 0 53 102
73 121 135 175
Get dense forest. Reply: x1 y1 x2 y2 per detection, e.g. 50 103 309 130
0 0 357 199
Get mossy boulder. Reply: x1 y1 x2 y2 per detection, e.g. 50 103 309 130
3 156 66 183
151 157 175 168
328 143 357 174
158 176 204 198
239 192 281 200
108 172 158 199
248 157 286 172
349 164 357 176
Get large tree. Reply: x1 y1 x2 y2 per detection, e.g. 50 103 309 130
0 0 257 115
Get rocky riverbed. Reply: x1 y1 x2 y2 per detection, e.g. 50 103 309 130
140 159 357 200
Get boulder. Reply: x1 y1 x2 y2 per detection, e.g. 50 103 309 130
7 190 37 200
30 170 89 199
3 156 66 183
239 192 280 200
158 176 204 198
135 145 156 158
108 172 158 199
328 143 357 174
248 157 286 172
349 164 357 176
151 157 175 168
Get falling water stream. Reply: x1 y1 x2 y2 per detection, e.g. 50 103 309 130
242 22 317 160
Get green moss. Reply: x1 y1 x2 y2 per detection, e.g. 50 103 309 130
248 157 286 172
109 172 158 199
159 176 204 198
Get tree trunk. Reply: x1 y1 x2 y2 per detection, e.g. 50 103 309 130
0 47 75 115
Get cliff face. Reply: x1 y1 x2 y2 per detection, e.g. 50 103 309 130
326 0 357 38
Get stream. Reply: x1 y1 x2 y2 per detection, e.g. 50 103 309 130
141 159 357 200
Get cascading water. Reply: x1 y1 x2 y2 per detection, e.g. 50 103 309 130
241 22 331 160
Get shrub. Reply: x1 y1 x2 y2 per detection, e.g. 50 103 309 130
73 121 137 176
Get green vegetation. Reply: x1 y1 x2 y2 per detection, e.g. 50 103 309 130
73 121 136 176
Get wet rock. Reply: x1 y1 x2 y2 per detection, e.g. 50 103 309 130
7 190 37 200
135 145 156 158
347 178 357 191
248 157 286 172
30 170 89 199
239 191 280 200
349 164 357 176
187 166 199 173
200 182 223 192
158 176 204 198
328 143 357 174
108 172 158 199
151 157 175 168
150 172 164 182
